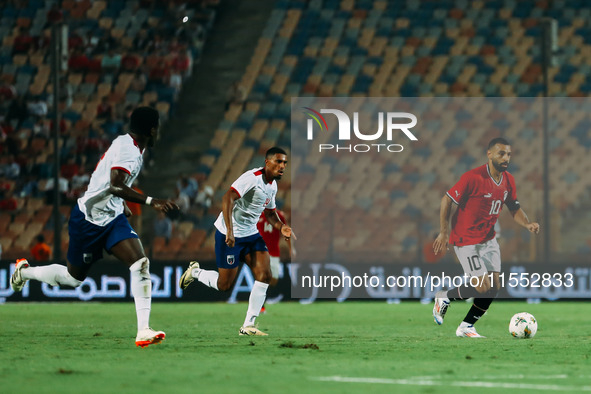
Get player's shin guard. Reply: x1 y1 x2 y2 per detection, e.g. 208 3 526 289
130 257 151 330
22 264 83 287
243 281 269 327
463 288 498 325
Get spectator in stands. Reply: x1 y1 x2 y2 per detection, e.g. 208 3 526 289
130 70 147 93
122 52 141 72
96 96 113 120
30 234 51 262
133 29 151 53
46 3 63 25
42 174 69 205
154 211 172 243
0 83 17 101
20 175 38 198
6 95 28 130
172 49 191 78
2 155 20 179
84 31 99 56
195 185 213 217
0 190 18 211
95 30 117 54
225 81 247 110
32 117 50 139
148 58 170 85
68 29 85 51
148 33 165 53
169 187 190 223
177 175 198 203
60 156 79 180
68 48 90 72
101 49 122 74
13 27 33 55
35 30 51 53
27 96 48 119
169 67 182 98
70 166 90 191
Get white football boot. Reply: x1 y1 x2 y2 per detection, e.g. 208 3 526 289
239 326 268 336
10 258 30 292
135 328 166 347
456 322 485 338
179 261 200 290
433 290 450 325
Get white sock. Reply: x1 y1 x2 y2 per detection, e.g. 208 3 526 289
243 281 269 327
130 258 151 331
22 264 82 287
192 268 219 290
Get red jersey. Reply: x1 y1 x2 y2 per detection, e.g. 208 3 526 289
447 164 520 246
257 210 286 257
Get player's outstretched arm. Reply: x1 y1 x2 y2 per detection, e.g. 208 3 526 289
433 194 453 256
222 188 240 247
510 208 540 234
109 169 178 213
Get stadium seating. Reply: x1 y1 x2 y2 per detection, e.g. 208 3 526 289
0 0 219 260
189 0 591 263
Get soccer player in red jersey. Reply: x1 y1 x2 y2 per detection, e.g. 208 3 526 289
257 209 295 312
432 138 540 337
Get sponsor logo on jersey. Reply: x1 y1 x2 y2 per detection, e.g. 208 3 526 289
264 198 271 206
503 191 508 201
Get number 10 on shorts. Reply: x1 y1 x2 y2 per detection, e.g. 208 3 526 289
467 255 482 272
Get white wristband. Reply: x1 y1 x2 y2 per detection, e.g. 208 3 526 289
145 196 153 206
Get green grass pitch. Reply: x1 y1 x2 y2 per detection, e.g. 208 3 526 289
1 301 590 393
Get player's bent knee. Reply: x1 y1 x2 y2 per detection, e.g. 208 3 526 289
255 269 272 284
217 281 233 292
129 257 150 276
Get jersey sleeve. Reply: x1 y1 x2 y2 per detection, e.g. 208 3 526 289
230 171 257 198
505 173 520 211
266 187 277 210
110 141 139 175
446 172 472 205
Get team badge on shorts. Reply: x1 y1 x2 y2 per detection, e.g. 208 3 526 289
83 253 93 264
227 255 235 265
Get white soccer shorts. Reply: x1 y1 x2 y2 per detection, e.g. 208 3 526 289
454 237 501 277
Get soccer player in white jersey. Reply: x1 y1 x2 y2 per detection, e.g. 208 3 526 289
10 107 178 347
180 147 295 336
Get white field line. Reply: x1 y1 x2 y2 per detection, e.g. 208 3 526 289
312 376 591 391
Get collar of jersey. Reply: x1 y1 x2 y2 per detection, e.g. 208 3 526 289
129 134 144 154
486 163 503 186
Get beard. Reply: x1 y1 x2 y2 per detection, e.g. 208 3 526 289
492 160 508 172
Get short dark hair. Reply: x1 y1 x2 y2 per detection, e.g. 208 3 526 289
130 106 159 136
265 147 287 158
488 137 510 150
36 234 45 243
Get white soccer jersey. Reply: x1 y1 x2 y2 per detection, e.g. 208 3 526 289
78 134 144 226
214 168 277 237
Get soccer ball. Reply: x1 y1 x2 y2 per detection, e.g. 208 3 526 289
509 312 538 338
